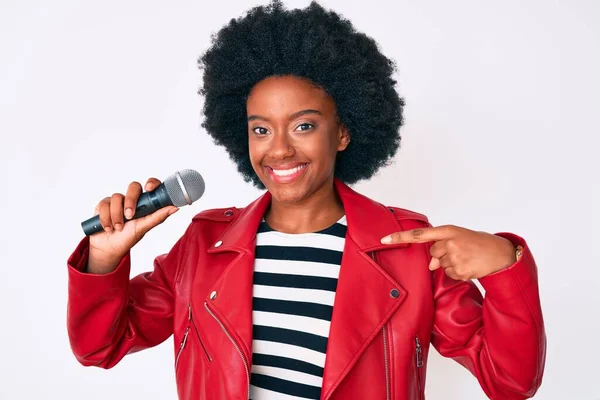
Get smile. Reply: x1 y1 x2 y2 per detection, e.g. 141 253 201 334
267 163 309 183
271 164 307 176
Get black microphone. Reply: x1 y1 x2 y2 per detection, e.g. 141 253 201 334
81 169 206 236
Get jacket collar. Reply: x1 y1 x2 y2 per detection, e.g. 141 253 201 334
208 178 408 254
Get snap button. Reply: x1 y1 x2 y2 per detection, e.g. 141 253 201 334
210 291 217 300
224 210 233 217
214 240 223 248
390 289 400 298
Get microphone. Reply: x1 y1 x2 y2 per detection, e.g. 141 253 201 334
81 169 206 236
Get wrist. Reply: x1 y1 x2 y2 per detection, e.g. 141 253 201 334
87 248 126 275
495 236 519 272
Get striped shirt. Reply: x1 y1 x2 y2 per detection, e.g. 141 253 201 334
249 216 347 400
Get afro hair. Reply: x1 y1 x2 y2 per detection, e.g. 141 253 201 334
199 0 404 188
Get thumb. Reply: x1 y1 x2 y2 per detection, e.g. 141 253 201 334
135 206 179 235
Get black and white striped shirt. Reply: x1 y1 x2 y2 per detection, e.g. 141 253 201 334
249 216 347 400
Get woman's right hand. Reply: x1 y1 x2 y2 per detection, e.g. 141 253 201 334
87 178 179 274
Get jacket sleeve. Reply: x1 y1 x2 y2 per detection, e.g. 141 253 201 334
429 231 546 399
66 232 187 369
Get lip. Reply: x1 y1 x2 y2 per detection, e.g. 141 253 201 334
265 162 309 184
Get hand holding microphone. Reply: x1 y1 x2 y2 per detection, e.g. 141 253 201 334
83 169 205 274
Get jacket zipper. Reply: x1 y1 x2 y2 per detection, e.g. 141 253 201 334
175 303 213 369
415 336 424 399
371 251 391 400
175 304 192 369
205 301 250 400
191 303 213 363
382 325 391 400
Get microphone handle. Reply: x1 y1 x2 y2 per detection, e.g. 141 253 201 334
81 184 173 236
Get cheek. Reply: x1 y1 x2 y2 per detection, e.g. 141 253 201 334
321 133 342 163
303 130 338 160
247 145 261 172
248 139 277 176
247 137 262 163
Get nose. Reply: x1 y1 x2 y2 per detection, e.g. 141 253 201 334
269 130 294 159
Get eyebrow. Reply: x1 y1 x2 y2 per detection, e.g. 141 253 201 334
247 109 323 122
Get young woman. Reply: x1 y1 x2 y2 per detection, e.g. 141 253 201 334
67 2 546 399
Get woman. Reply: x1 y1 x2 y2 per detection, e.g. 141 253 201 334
67 2 546 399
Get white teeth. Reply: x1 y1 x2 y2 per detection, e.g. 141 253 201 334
272 164 306 177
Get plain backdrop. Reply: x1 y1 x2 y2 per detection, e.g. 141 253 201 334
1 0 598 399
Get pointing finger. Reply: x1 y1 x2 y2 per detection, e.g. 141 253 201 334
381 225 457 244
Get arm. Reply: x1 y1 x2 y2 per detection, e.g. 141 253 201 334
66 232 186 368
429 232 546 399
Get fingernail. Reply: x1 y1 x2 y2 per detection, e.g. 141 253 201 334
104 226 112 232
381 236 392 244
169 208 179 215
114 223 122 231
125 208 133 219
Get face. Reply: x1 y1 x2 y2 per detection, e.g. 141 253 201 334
246 75 350 204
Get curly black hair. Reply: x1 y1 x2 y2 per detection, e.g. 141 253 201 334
199 0 404 188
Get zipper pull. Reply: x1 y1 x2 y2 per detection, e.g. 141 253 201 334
175 304 193 369
415 337 424 368
180 304 192 350
181 326 190 346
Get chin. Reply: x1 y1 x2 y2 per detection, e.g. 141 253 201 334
268 184 311 204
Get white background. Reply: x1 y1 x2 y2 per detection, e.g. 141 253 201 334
1 0 598 399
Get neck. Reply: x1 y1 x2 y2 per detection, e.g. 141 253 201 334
265 178 345 234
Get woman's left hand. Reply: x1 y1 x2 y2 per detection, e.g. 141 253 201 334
381 225 517 280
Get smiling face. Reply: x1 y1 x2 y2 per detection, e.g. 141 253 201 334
247 75 350 204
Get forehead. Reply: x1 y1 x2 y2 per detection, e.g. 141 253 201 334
246 75 336 115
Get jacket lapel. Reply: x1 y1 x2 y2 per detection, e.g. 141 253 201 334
199 192 271 363
320 180 410 400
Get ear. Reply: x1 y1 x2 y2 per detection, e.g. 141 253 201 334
337 124 351 151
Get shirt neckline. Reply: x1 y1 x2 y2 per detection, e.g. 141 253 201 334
260 215 347 238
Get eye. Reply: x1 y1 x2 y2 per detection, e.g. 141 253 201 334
252 127 269 135
295 123 314 132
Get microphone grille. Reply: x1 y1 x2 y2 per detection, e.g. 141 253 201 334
163 169 206 207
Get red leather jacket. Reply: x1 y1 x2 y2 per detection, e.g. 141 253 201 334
67 180 545 399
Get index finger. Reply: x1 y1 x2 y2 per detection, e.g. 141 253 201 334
381 225 456 244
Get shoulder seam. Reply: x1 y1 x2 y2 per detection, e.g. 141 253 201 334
387 206 429 223
192 206 240 222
